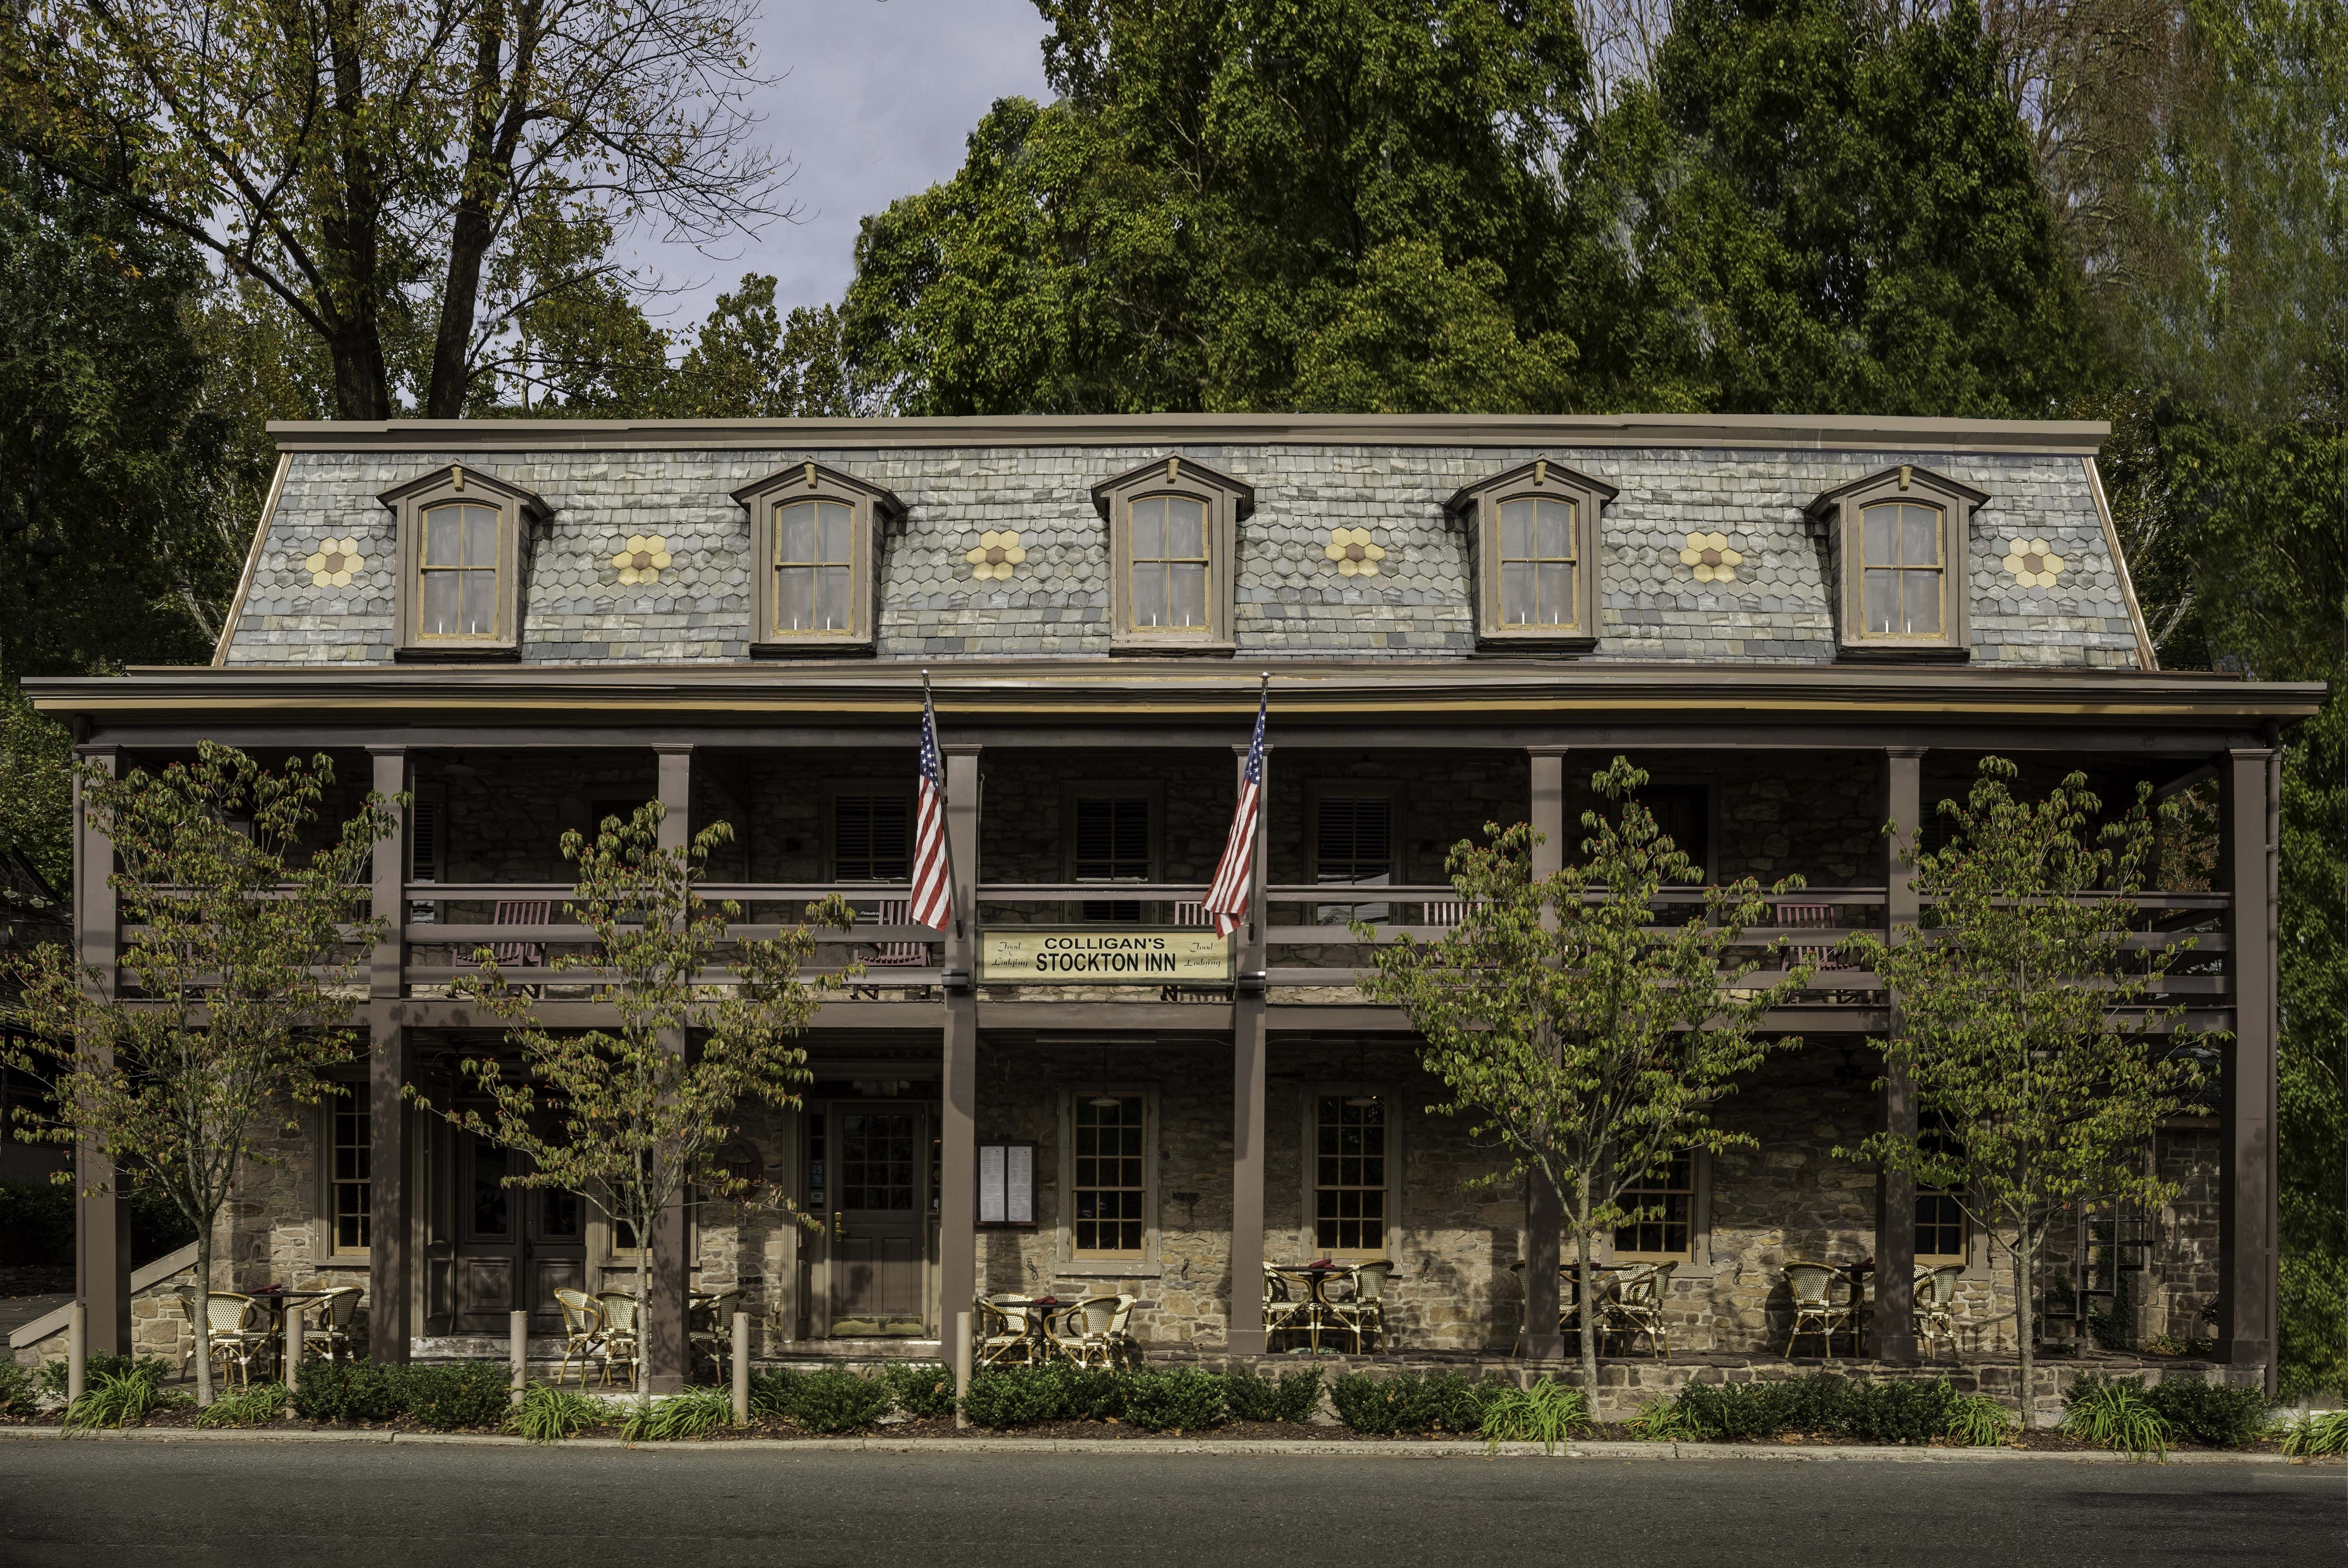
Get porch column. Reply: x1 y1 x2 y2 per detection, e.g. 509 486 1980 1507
938 745 981 1367
646 745 693 1391
1228 741 1271 1355
2218 747 2278 1389
1522 747 1567 1359
73 746 129 1357
1872 748 1922 1363
366 746 413 1363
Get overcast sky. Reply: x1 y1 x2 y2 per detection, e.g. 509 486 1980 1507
634 0 1052 331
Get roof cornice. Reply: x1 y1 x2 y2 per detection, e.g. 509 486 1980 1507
265 412 2114 457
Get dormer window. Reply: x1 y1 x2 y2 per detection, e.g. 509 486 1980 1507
733 461 904 657
1091 456 1253 654
1446 459 1614 653
1808 465 1985 659
381 465 548 661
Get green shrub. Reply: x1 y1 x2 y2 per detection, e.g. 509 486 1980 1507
2061 1372 2170 1459
0 1360 40 1417
1479 1378 1590 1453
1840 1379 1956 1444
1224 1364 1323 1424
622 1385 735 1441
960 1362 1123 1428
1626 1393 1706 1442
1120 1368 1224 1433
1631 1376 1988 1446
290 1361 404 1423
194 1382 289 1428
38 1354 169 1401
746 1366 803 1422
2140 1377 2270 1448
394 1363 513 1431
508 1381 606 1443
788 1368 895 1434
2280 1408 2348 1458
1675 1381 1798 1439
1329 1371 1502 1436
880 1362 958 1420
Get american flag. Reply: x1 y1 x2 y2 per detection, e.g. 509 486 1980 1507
908 678 954 931
1203 679 1268 938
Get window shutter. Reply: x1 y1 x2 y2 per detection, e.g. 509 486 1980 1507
409 800 438 882
1316 797 1392 884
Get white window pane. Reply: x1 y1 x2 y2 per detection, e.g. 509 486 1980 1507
1168 562 1206 627
1536 498 1573 561
1498 499 1533 561
817 500 853 564
1131 497 1164 561
1132 562 1166 627
422 570 459 634
777 565 814 630
465 507 497 567
1898 505 1940 567
778 502 817 563
1862 505 1893 567
1903 569 1943 634
1538 563 1575 626
1864 568 1895 633
816 565 851 629
1166 497 1206 559
461 568 498 636
423 508 463 567
1500 562 1533 625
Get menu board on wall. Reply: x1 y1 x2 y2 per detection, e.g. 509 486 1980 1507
978 1142 1037 1227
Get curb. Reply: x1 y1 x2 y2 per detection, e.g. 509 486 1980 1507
0 1426 2319 1463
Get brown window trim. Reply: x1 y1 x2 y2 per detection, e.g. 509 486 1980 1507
732 460 905 659
382 464 549 661
1090 455 1253 656
1444 458 1616 654
1806 464 1987 662
1301 1085 1399 1263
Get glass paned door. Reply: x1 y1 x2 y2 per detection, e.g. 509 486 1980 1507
827 1108 927 1336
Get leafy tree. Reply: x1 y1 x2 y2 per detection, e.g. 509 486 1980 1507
0 682 70 894
1844 757 2208 1408
661 279 883 419
0 744 393 1405
1357 755 1808 1392
420 802 850 1410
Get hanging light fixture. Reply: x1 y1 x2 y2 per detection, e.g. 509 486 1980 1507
1089 1038 1121 1107
1346 1038 1379 1108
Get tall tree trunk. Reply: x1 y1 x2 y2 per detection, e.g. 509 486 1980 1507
1575 1212 1599 1400
635 1236 651 1417
191 1230 214 1408
2013 1229 2035 1428
321 0 392 420
426 7 521 419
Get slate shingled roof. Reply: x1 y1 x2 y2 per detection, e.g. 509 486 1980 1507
219 422 2149 669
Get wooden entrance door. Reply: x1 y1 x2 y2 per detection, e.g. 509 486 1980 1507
454 1135 587 1334
828 1107 926 1336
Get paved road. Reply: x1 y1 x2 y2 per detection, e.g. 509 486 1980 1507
1 1444 2340 1568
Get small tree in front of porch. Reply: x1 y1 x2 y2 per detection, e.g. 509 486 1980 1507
1842 757 2207 1410
1 743 392 1405
424 802 852 1412
1358 756 1811 1393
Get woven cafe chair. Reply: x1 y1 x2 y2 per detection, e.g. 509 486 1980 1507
1775 903 1864 1001
1603 1261 1676 1357
976 1295 1038 1368
300 1285 364 1364
1262 1264 1311 1351
1504 1259 1588 1356
552 1288 606 1388
178 1290 269 1390
689 1287 743 1380
592 1290 641 1388
1045 1294 1136 1369
1327 1260 1395 1355
1782 1261 1853 1357
1913 1264 1964 1354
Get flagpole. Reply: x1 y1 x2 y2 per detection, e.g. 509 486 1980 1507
923 667 964 940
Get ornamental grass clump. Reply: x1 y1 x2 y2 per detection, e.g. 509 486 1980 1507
509 1381 607 1443
62 1364 180 1431
194 1381 290 1428
1942 1393 2020 1447
1626 1393 1707 1442
1479 1377 1590 1453
2060 1372 2170 1459
622 1385 736 1441
1223 1364 1323 1424
2280 1408 2348 1458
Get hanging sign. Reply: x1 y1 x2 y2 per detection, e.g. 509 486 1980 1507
977 926 1232 985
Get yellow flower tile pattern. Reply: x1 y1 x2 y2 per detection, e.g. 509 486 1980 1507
612 533 673 585
966 529 1027 581
1678 531 1743 583
303 537 366 588
2001 537 2065 588
1323 526 1385 577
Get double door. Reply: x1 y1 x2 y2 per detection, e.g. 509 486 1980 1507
823 1106 929 1337
453 1135 586 1334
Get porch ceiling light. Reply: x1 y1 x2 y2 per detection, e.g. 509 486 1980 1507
2001 537 2065 588
1678 531 1742 583
967 529 1027 580
303 536 366 588
612 533 673 585
1324 526 1385 576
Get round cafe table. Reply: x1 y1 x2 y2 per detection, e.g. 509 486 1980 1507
240 1288 336 1375
1269 1263 1351 1354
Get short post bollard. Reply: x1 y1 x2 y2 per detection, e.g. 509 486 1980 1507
953 1309 972 1430
510 1309 528 1405
284 1303 302 1394
731 1311 750 1426
67 1302 87 1405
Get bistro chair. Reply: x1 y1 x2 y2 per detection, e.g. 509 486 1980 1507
552 1288 606 1387
1914 1264 1963 1354
1046 1294 1136 1368
1330 1260 1394 1354
1783 1261 1853 1358
1262 1264 1312 1350
689 1288 743 1380
178 1290 269 1389
850 898 931 1000
300 1285 363 1364
1776 904 1863 999
453 899 552 996
592 1290 641 1388
976 1295 1039 1368
1504 1260 1589 1356
1604 1262 1675 1357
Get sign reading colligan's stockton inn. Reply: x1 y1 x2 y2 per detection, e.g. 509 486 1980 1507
978 928 1232 984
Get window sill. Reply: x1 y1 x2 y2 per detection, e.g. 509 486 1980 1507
749 638 876 660
1472 633 1598 656
393 644 520 663
1053 1260 1163 1279
1109 637 1235 658
1834 642 1971 663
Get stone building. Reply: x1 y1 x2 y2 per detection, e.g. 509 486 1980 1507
21 412 2314 1397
